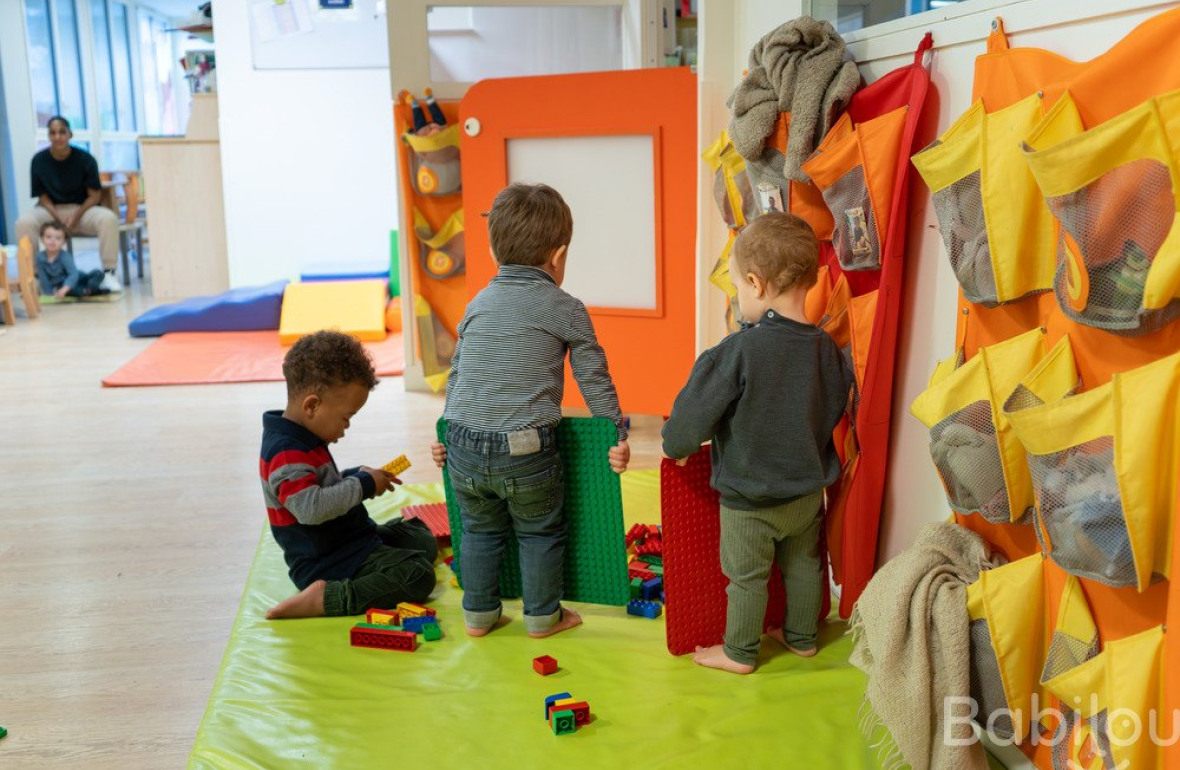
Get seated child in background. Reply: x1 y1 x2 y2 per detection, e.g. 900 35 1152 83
262 330 437 619
662 213 855 674
430 183 630 639
35 220 107 298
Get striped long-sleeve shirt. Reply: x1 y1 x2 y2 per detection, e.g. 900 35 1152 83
259 410 380 588
443 264 627 441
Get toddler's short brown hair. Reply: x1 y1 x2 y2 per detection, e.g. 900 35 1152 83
733 213 819 293
486 183 573 267
283 330 378 398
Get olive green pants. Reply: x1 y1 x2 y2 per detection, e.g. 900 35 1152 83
720 492 824 665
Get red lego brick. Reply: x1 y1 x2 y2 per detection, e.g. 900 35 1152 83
563 700 591 725
533 655 558 676
350 624 418 652
402 502 452 538
628 562 656 581
625 523 648 547
635 538 662 556
662 448 788 655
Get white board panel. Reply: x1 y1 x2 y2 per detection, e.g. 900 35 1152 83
506 134 657 310
249 0 388 70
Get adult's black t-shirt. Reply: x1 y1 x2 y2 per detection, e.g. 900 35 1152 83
30 146 101 205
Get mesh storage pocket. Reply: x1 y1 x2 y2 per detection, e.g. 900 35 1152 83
1048 157 1180 334
930 169 998 304
929 400 1010 523
823 165 881 271
410 144 461 196
1026 436 1135 587
968 618 1016 740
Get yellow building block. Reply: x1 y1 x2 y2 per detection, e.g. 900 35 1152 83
366 609 399 626
278 279 388 345
383 455 411 476
396 602 434 619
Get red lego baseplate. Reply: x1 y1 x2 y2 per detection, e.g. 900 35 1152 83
401 502 451 539
661 447 787 655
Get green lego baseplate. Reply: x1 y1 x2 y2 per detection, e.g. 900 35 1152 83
437 417 630 605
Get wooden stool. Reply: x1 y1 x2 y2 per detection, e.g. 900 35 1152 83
12 237 42 318
0 248 17 326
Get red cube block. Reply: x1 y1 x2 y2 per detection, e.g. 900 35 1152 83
533 655 558 676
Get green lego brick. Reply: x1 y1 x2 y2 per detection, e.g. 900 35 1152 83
630 577 643 599
422 622 442 641
551 709 577 735
354 623 404 632
438 416 629 605
0 725 6 739
637 554 663 566
648 564 664 576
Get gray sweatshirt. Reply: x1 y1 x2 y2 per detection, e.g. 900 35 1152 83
662 309 855 510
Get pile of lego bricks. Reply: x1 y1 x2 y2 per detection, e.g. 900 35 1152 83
625 523 663 619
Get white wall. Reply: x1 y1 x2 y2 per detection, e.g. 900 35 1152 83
213 1 398 287
838 0 1180 562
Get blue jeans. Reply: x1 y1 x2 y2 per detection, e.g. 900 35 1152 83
446 423 566 633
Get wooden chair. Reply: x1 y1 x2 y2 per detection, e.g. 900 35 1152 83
0 248 17 326
99 170 147 285
8 237 41 319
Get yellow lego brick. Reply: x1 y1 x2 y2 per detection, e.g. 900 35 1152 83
366 610 399 626
382 455 411 476
396 602 434 618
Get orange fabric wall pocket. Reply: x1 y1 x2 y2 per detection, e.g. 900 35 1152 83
802 106 908 273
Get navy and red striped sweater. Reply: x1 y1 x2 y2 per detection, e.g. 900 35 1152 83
259 410 381 588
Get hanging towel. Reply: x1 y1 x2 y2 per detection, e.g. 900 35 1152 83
849 522 999 770
728 17 862 182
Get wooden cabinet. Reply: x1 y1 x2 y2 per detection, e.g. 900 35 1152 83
139 94 228 299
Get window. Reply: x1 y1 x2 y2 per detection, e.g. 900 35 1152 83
23 0 88 128
138 12 183 135
829 0 969 34
109 3 137 131
90 0 117 131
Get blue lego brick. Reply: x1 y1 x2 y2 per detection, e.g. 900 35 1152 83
403 616 436 634
641 577 663 600
627 599 662 619
544 692 572 720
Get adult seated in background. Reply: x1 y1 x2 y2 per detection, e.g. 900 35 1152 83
15 116 121 293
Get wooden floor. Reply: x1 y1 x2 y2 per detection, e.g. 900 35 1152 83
0 281 664 768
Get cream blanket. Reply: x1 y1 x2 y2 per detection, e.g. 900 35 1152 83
728 17 861 182
849 522 1000 770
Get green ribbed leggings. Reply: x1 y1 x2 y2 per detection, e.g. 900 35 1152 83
720 491 824 666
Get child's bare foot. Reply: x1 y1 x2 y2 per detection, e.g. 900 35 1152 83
266 580 326 619
767 627 817 657
692 644 755 674
466 614 511 637
527 607 583 638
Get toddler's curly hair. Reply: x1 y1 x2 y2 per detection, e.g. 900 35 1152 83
283 330 378 398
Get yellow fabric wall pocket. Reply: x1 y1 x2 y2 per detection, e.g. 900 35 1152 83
802 106 908 272
910 328 1046 524
703 132 757 331
413 208 465 280
966 554 1045 744
1004 338 1180 590
1040 578 1165 770
1024 90 1180 335
912 95 1057 306
403 123 462 197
